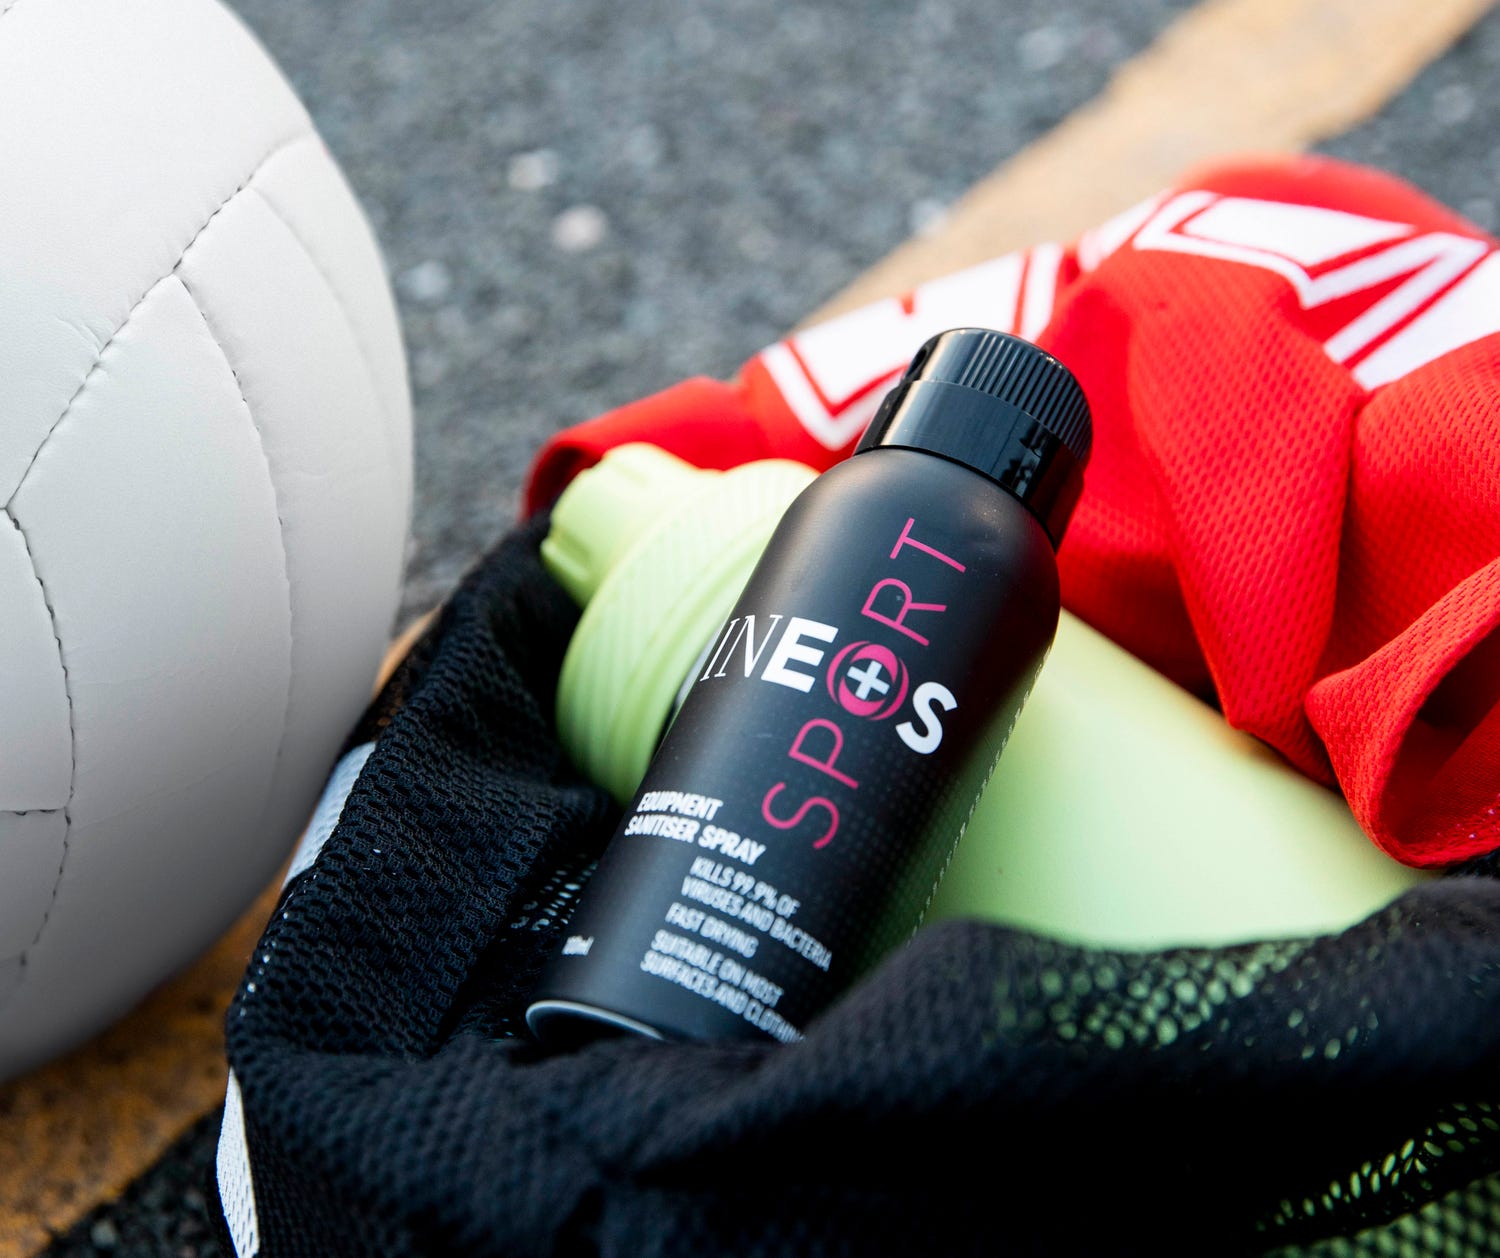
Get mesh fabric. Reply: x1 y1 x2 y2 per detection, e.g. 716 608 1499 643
222 518 1500 1256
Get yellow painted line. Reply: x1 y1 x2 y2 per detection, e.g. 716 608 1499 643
816 0 1496 321
0 0 1490 1250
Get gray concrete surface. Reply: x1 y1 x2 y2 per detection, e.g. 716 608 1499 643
43 0 1500 1252
1320 10 1500 231
231 0 1196 624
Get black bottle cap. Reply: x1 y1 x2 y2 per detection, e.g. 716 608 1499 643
856 328 1093 547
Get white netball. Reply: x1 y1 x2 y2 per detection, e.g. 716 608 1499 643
0 0 411 1078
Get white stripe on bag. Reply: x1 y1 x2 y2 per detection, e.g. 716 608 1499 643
283 741 376 889
217 1071 260 1258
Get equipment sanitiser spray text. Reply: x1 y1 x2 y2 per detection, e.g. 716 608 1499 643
527 328 1093 1045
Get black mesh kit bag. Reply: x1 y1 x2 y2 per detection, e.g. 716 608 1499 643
216 515 1500 1257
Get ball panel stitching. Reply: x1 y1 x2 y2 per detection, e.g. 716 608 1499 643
0 133 314 1017
2 130 316 515
0 513 73 1015
247 182 407 506
171 271 298 863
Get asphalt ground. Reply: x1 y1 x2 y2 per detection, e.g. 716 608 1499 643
230 0 1200 624
31 0 1500 1252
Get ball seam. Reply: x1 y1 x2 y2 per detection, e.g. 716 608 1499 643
0 129 315 1013
0 511 74 1002
247 183 406 517
2 130 316 516
172 271 298 867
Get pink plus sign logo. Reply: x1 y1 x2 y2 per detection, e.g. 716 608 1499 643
825 641 908 720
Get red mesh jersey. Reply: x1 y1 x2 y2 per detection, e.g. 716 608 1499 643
525 155 1500 868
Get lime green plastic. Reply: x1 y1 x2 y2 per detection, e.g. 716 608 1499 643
547 445 1428 951
923 614 1426 947
547 445 818 804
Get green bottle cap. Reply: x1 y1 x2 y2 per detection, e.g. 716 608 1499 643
542 444 707 607
545 445 816 803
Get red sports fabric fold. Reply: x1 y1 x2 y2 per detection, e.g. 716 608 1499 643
525 154 1500 868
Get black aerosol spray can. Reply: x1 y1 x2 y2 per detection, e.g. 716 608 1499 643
527 328 1092 1045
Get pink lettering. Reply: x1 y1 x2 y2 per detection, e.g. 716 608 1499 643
761 783 839 849
889 518 965 571
861 578 946 646
788 718 859 789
